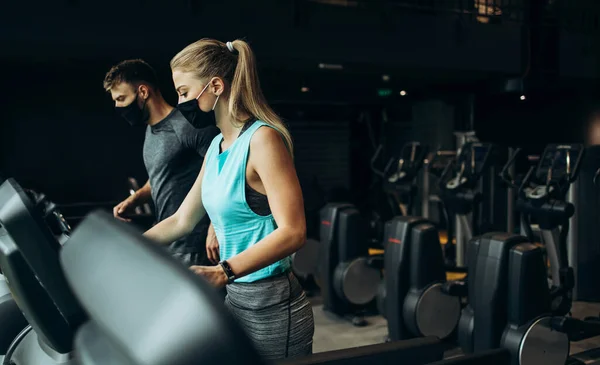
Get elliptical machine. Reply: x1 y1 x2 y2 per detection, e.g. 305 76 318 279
366 142 428 247
435 142 494 270
379 214 462 342
456 144 583 364
317 142 428 326
376 142 429 217
379 143 494 343
318 204 382 325
497 144 584 365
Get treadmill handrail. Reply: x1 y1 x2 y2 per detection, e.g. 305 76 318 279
278 336 443 365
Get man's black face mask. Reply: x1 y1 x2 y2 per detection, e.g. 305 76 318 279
116 93 149 127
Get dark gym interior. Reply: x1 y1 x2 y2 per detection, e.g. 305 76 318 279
3 1 600 365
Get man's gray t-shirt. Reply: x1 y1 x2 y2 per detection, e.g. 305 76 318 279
142 109 219 262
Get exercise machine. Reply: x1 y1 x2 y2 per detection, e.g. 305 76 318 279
447 148 538 353
372 141 429 218
380 215 461 342
501 144 581 316
363 141 429 250
313 142 429 322
0 266 27 362
0 178 86 365
317 203 382 325
60 210 267 365
376 145 494 342
498 144 585 365
57 176 153 229
376 149 460 328
59 210 447 365
458 144 585 365
454 232 530 354
0 180 70 362
435 142 494 269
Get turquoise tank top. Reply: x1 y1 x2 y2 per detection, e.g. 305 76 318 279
201 120 291 283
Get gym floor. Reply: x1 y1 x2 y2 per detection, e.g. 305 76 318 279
310 296 600 358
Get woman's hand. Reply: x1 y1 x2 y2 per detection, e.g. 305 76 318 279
190 265 228 288
206 223 220 264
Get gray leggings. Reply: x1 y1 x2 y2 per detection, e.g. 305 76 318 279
225 271 315 360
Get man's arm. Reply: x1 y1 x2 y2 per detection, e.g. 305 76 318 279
114 180 151 222
131 180 151 205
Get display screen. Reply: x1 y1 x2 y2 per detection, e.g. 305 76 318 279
536 145 582 182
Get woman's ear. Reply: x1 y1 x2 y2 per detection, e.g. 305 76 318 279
210 77 225 96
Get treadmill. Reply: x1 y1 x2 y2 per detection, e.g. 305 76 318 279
0 239 28 362
62 210 447 365
0 178 86 365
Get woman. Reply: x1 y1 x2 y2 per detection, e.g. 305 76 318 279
143 38 315 360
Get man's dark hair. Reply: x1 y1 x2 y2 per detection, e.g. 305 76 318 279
103 59 160 92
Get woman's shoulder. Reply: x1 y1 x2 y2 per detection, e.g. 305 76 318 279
249 123 285 151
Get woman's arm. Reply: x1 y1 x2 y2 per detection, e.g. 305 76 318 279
226 127 306 278
144 159 208 245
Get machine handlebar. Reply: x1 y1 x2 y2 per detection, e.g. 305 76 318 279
427 150 457 178
370 145 386 178
500 144 585 204
566 145 584 184
24 188 72 238
435 142 494 192
372 142 429 182
499 148 522 189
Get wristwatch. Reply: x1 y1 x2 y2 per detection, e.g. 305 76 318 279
219 260 236 284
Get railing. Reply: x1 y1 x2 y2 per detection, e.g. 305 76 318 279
307 0 527 24
307 0 600 33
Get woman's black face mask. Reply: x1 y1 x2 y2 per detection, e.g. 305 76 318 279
177 82 217 129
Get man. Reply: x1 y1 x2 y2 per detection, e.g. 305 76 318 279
104 59 219 267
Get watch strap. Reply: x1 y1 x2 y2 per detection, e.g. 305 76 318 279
219 260 236 284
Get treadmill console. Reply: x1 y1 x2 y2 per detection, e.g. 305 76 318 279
0 178 86 354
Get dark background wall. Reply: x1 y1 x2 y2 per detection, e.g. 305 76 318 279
1 0 600 205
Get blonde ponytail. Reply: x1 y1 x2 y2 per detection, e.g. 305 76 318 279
170 38 294 157
228 40 293 157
